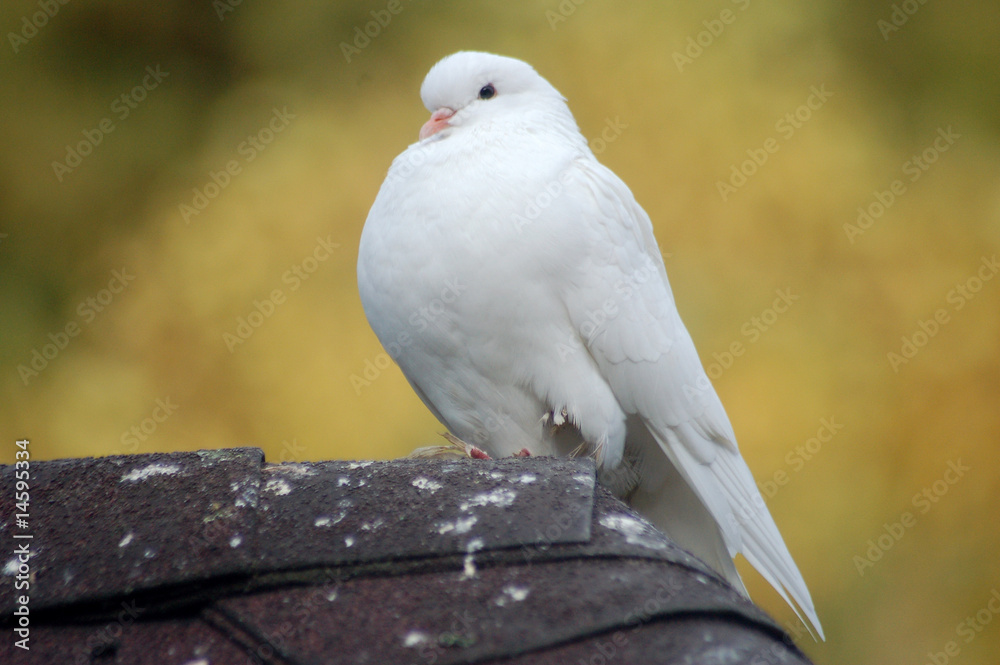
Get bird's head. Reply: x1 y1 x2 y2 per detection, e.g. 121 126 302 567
417 51 572 142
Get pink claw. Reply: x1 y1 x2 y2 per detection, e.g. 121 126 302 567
469 446 492 460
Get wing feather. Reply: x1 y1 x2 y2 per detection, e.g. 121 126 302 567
564 158 824 639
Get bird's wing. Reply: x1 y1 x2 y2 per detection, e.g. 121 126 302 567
561 157 823 639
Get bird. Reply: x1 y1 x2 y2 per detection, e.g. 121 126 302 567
357 51 823 640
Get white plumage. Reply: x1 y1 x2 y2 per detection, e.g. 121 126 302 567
357 51 823 639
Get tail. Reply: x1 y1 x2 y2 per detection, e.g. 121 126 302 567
626 421 824 641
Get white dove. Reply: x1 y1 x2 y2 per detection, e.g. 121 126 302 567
357 51 823 639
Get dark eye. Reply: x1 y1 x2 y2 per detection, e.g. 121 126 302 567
478 84 496 100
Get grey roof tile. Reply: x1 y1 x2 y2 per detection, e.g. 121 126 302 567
255 456 595 570
0 447 814 664
0 447 262 613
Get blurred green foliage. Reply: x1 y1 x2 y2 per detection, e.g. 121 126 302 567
1 1 998 663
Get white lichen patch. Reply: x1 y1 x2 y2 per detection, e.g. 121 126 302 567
120 463 180 483
315 510 347 528
344 535 355 547
461 537 485 579
697 646 744 664
518 473 537 484
436 515 478 535
599 514 667 550
230 478 259 508
118 532 134 548
476 469 504 480
229 535 243 548
495 584 530 606
269 463 317 477
264 478 293 496
460 488 516 511
403 630 431 647
462 555 477 579
360 518 384 532
347 461 374 470
411 477 444 493
337 476 352 487
572 473 595 487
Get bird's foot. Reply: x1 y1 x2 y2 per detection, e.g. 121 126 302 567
541 407 571 435
406 432 492 460
513 448 532 457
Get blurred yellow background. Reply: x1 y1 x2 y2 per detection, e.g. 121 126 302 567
2 1 998 663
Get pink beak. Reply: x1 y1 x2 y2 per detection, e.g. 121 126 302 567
419 107 455 140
